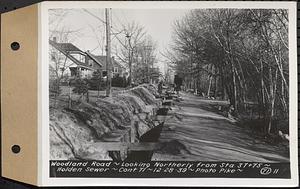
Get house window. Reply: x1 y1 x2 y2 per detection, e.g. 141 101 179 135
72 54 80 61
113 67 118 73
72 53 85 63
88 59 93 67
80 55 85 63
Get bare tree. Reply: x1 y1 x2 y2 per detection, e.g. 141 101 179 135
171 9 289 135
113 22 158 84
49 10 82 107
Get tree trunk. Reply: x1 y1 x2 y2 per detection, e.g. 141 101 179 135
207 76 213 97
86 91 89 103
68 85 72 109
214 74 218 98
267 67 278 134
232 63 238 111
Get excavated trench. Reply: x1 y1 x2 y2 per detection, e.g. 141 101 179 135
50 84 168 161
108 97 170 161
122 96 175 161
124 118 165 161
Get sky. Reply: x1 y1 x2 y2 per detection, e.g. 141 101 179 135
49 8 190 73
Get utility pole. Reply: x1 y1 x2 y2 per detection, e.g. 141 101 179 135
126 33 132 87
144 46 149 83
105 8 112 97
143 46 152 84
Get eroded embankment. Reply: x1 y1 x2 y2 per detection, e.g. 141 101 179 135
50 84 161 160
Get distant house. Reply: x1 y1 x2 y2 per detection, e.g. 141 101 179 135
87 53 126 77
49 37 125 79
49 38 102 79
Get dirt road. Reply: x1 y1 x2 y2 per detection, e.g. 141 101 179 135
152 92 289 162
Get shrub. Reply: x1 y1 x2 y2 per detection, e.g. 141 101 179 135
72 78 89 95
87 70 104 90
49 79 61 96
112 74 127 88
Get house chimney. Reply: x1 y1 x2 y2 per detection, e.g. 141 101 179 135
53 37 57 43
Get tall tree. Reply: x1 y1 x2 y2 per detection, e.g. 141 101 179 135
171 9 289 134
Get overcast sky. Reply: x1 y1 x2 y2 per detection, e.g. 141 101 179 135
49 8 190 73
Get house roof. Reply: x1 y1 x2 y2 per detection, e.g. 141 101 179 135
92 55 105 64
85 51 103 67
49 39 124 71
49 40 94 70
93 55 125 70
52 41 83 53
113 59 126 70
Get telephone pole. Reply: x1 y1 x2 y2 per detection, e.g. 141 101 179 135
105 8 112 97
143 46 152 84
126 33 132 87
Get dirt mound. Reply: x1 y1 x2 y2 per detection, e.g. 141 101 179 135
140 84 160 97
116 93 147 113
127 86 159 105
50 84 160 160
50 109 111 160
69 98 134 138
68 86 159 138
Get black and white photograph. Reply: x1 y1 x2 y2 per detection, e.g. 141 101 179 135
44 1 297 185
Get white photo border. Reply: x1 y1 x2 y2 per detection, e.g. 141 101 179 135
39 1 298 187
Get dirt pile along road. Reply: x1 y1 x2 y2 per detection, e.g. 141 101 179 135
152 92 289 162
50 84 160 160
